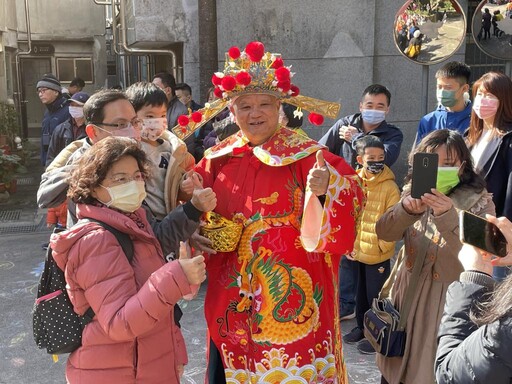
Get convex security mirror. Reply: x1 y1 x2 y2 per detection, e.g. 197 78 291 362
394 0 467 64
472 0 512 60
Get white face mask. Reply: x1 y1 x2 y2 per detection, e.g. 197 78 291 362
69 106 84 119
99 180 146 212
141 117 167 141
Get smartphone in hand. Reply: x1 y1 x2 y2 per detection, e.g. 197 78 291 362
459 210 507 257
411 153 438 199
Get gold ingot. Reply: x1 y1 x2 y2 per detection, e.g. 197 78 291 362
200 212 243 252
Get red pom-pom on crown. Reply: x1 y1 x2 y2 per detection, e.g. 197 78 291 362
221 76 237 91
277 80 291 93
228 46 241 60
212 74 222 86
191 111 203 123
245 41 265 62
213 87 224 98
290 85 300 97
271 57 284 69
235 71 252 87
177 115 190 127
308 113 324 126
275 67 290 82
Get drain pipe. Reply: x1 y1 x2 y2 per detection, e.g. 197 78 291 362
14 0 32 138
93 0 110 4
118 0 178 80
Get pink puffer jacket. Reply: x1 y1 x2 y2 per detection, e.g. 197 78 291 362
51 203 191 384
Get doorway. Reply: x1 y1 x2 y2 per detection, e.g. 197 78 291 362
20 58 52 138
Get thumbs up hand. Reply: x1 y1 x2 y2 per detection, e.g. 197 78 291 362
306 150 330 196
178 255 207 285
180 170 203 195
191 181 217 212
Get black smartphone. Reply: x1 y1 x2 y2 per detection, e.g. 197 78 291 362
411 153 438 199
459 210 508 257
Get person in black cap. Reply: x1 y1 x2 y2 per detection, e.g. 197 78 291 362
45 92 90 167
37 74 70 165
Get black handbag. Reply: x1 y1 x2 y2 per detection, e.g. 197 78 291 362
364 217 434 357
33 220 133 356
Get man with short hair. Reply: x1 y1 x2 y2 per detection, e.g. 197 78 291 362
319 84 403 323
38 89 142 225
46 92 90 167
37 74 70 166
416 61 472 144
175 82 203 112
152 72 188 128
319 84 403 169
68 77 85 96
37 88 207 265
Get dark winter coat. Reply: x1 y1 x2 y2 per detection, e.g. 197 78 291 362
435 271 512 384
40 96 70 165
471 129 512 220
318 113 403 169
45 118 86 167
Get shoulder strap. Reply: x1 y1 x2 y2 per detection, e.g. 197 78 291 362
80 218 134 263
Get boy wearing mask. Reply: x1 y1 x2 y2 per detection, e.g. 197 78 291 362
416 61 472 145
125 82 196 221
319 84 403 321
342 135 400 354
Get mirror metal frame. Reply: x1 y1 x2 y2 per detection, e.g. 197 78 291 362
471 0 512 61
393 0 467 65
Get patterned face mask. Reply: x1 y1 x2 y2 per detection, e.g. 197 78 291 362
365 161 385 174
141 118 167 141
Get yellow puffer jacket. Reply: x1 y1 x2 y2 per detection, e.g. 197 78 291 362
354 165 400 265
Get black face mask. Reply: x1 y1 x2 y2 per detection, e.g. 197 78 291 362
365 161 385 174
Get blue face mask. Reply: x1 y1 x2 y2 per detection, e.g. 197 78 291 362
361 109 386 125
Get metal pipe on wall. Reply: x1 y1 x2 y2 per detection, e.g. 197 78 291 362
14 0 32 138
118 0 178 80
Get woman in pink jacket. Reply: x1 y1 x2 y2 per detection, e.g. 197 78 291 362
51 136 216 383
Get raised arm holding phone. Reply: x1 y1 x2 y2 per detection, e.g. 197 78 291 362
376 129 495 384
435 214 512 384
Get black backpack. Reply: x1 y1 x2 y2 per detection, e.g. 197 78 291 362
33 219 133 355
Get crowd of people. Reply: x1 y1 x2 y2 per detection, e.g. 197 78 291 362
34 40 512 383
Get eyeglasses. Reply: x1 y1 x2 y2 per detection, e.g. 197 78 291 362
106 171 145 186
93 118 143 131
37 88 51 95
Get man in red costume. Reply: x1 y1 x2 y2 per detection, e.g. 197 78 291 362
181 42 364 383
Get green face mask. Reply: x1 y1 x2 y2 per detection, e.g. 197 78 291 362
436 89 458 108
436 166 460 194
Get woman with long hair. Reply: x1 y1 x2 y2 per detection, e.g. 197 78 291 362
466 71 512 280
376 129 495 384
436 215 512 383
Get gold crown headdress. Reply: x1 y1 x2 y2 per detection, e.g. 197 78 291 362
172 41 341 140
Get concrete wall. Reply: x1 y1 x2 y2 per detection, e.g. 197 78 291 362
16 0 105 40
213 0 468 184
14 0 107 91
129 0 469 184
127 0 201 99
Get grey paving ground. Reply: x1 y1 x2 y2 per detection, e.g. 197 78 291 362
0 147 380 383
